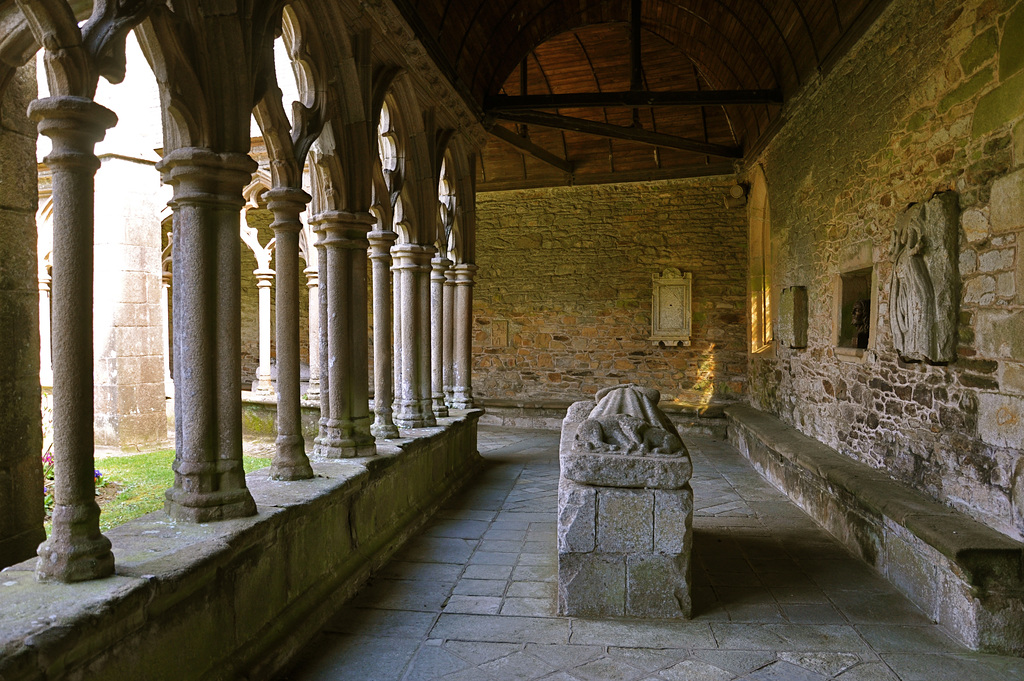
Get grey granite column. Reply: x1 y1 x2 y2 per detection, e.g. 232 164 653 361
392 244 435 428
431 255 451 417
392 253 402 419
452 263 478 409
159 148 257 522
315 211 375 457
312 225 330 456
160 270 172 397
368 229 399 438
266 188 313 479
253 267 274 393
305 263 320 399
38 270 53 388
443 265 456 407
32 96 116 581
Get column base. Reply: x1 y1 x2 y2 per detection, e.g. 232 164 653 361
317 418 377 458
35 502 114 583
433 395 449 418
272 434 313 480
306 379 320 400
164 486 257 523
371 419 400 439
394 399 436 428
451 388 475 410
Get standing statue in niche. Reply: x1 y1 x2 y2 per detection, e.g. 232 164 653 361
889 192 960 364
852 299 871 349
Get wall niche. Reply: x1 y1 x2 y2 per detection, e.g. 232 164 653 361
832 240 877 359
778 286 808 349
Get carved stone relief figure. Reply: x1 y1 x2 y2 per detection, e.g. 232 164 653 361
889 191 959 363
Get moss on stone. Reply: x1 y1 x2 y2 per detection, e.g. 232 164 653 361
973 69 1024 136
938 67 994 114
906 108 933 132
961 27 999 75
1000 4 1024 80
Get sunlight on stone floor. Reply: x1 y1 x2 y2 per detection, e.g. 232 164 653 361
276 427 1024 681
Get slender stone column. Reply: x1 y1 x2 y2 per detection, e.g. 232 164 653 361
313 211 376 457
266 188 314 479
368 229 399 438
431 256 451 417
305 263 320 399
32 96 116 582
160 270 173 397
442 265 456 407
312 226 330 456
392 244 436 428
392 254 403 421
159 148 257 522
253 267 275 394
39 270 53 388
452 263 478 409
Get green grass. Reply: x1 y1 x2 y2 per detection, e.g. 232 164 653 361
93 449 273 532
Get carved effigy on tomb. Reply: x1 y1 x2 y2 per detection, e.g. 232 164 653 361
890 191 960 364
557 384 693 618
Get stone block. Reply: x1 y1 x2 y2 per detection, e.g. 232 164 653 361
961 208 989 243
626 553 691 618
654 486 693 554
990 167 1024 234
1001 4 1024 81
557 552 625 617
0 62 37 138
973 69 1024 138
974 309 1024 359
0 129 36 214
597 488 654 553
557 478 596 553
562 450 692 489
0 210 37 294
977 392 1024 449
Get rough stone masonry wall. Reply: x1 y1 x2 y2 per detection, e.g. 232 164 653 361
750 0 1024 540
0 63 45 567
474 178 747 405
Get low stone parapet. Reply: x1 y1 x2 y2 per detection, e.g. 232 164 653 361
726 404 1024 655
0 410 483 681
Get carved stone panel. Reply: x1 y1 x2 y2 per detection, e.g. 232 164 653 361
778 286 808 349
890 191 960 363
650 268 691 346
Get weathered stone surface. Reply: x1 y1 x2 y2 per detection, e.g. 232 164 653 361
889 192 959 364
562 451 693 489
977 392 1024 449
557 479 595 553
778 286 808 349
557 552 625 617
990 167 1024 234
626 553 691 618
596 488 654 553
655 487 694 553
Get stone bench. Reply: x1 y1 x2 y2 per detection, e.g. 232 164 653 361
725 404 1024 655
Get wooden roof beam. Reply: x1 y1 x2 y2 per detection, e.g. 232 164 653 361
487 109 743 160
488 124 575 174
485 90 783 110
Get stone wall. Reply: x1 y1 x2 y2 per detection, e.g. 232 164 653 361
0 63 45 567
749 0 1024 540
474 178 748 406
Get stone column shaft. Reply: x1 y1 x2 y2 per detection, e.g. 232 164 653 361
159 147 257 522
368 230 399 438
39 271 53 388
314 211 375 457
253 267 274 393
160 272 172 397
392 244 435 428
266 188 313 480
32 96 116 582
452 263 478 409
305 264 320 399
442 267 455 406
392 256 402 413
430 256 451 417
313 228 330 455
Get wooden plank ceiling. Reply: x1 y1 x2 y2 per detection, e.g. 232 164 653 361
395 0 890 191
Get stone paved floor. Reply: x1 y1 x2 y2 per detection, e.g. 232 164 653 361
277 427 1024 681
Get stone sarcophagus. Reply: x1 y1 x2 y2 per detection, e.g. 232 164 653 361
558 384 693 618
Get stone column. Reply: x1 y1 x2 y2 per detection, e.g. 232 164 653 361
32 96 116 581
313 211 375 457
452 263 478 409
392 244 436 428
368 229 399 438
161 270 173 397
312 226 330 456
266 188 313 480
431 256 451 417
253 267 275 394
159 148 257 522
392 254 402 421
443 265 455 407
39 270 53 388
305 263 320 399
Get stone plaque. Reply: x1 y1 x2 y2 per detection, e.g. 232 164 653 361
890 191 960 363
778 286 808 349
650 268 692 346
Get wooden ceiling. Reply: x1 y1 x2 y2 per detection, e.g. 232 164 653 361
395 0 891 190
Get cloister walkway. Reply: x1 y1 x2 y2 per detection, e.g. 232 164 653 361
277 427 1024 681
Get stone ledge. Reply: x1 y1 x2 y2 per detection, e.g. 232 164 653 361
0 410 484 681
725 404 1024 655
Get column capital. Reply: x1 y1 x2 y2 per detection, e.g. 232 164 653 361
313 210 374 248
29 97 117 172
454 262 478 285
392 243 435 270
265 187 311 233
368 229 399 251
304 265 319 287
156 148 257 208
254 268 275 285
